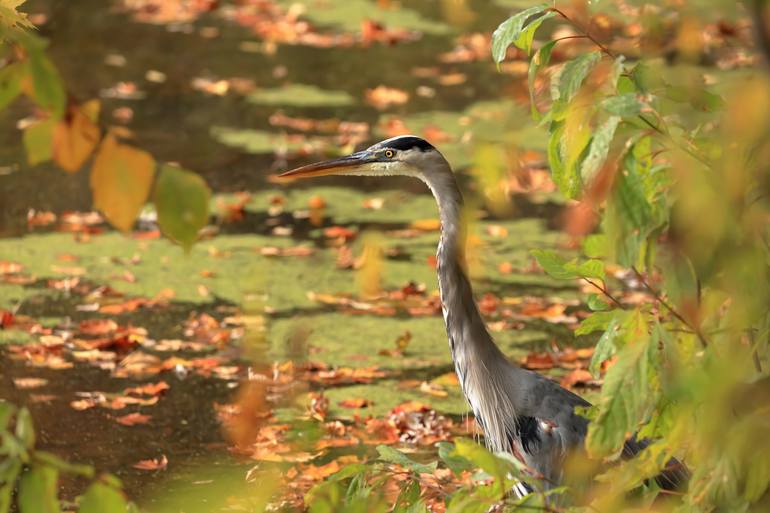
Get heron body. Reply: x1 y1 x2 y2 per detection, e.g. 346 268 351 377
279 135 685 492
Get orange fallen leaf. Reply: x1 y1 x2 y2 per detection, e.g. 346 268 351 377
115 412 151 426
560 369 596 389
133 454 167 471
365 86 409 110
339 398 373 409
124 381 170 397
78 319 118 336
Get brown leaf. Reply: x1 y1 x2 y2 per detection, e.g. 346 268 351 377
90 133 155 232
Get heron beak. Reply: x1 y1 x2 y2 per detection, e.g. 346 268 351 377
277 151 374 181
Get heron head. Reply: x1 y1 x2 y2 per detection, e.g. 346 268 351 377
277 135 445 181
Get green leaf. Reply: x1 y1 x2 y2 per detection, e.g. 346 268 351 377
606 146 659 267
601 94 646 117
491 4 549 63
567 259 606 280
0 62 23 111
451 439 508 496
586 311 659 457
393 480 420 513
513 11 556 55
23 119 54 165
528 39 556 119
34 451 94 478
376 446 437 475
547 121 574 197
14 407 34 449
0 459 21 513
154 164 211 252
18 465 60 513
78 481 128 513
587 293 610 311
556 51 602 103
437 442 474 475
589 317 622 377
531 249 577 280
580 115 620 185
583 234 608 258
23 41 65 119
575 310 617 336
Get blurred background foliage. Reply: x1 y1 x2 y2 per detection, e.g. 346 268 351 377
1 0 769 512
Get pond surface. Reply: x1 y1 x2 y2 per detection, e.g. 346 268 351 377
0 0 582 509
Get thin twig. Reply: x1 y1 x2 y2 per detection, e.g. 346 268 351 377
584 278 625 310
631 267 709 347
548 7 616 58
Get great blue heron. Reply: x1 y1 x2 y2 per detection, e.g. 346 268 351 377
279 135 686 494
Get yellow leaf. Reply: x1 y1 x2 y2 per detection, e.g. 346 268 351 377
53 102 101 173
90 133 155 232
356 232 383 298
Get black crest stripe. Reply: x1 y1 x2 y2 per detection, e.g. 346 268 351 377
383 136 434 152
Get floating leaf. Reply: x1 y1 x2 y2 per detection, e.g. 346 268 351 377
90 133 155 232
154 164 210 251
248 84 354 107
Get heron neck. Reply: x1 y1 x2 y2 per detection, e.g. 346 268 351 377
421 170 505 360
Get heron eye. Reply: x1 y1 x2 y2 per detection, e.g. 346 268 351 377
384 149 395 158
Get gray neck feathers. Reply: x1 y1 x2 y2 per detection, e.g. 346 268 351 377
419 160 517 454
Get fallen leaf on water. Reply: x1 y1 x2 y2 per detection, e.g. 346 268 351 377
560 369 598 389
133 455 168 471
78 319 119 336
338 398 373 409
410 219 441 231
115 412 152 426
124 381 170 397
420 381 448 397
365 86 409 110
13 377 48 389
521 351 556 370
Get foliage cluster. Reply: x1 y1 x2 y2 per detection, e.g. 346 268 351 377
0 402 133 513
300 1 770 512
0 2 210 250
